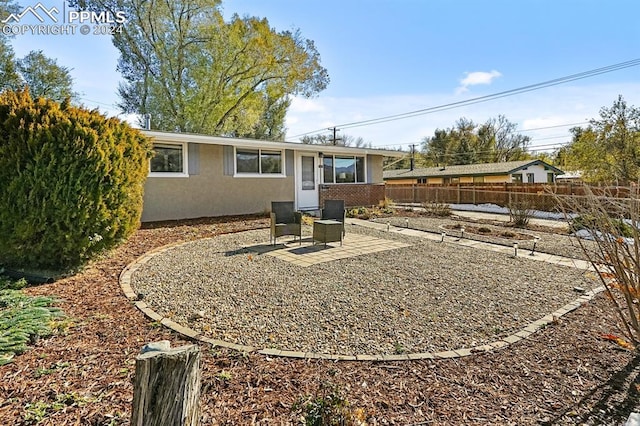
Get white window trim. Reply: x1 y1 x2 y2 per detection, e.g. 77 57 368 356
149 142 189 178
233 147 286 178
322 154 367 184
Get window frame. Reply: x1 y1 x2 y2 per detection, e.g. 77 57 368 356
321 154 367 184
234 147 285 177
149 142 189 178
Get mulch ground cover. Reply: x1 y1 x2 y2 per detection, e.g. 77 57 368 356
1 214 640 425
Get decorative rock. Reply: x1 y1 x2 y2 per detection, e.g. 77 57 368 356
140 340 171 354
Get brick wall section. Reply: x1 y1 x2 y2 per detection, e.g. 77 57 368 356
319 184 386 208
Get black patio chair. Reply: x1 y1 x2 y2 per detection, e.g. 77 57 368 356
270 201 302 245
321 199 346 236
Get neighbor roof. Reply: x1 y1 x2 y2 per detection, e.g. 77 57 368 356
384 160 564 179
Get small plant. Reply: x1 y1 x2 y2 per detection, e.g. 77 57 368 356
24 392 91 422
507 198 533 228
346 207 371 220
477 226 492 234
0 274 26 291
378 197 394 209
500 231 516 238
422 201 451 217
216 370 232 381
293 383 366 426
34 361 70 378
0 290 63 365
394 342 405 354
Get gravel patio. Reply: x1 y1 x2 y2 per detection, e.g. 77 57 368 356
130 221 599 356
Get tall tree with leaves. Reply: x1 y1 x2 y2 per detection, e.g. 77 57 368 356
70 0 329 139
15 50 77 102
0 1 22 92
422 115 530 166
477 115 530 162
301 133 371 147
566 95 640 184
0 39 20 93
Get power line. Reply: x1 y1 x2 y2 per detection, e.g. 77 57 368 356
290 58 640 138
519 121 589 132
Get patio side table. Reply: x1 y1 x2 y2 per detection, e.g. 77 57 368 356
313 219 343 247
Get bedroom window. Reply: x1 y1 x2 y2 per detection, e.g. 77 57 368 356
149 143 188 177
236 148 283 175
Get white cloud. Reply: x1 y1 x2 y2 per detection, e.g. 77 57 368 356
456 70 502 94
289 97 326 113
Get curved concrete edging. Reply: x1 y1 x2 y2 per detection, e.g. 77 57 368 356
119 223 604 361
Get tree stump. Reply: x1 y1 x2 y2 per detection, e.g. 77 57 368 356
131 341 201 426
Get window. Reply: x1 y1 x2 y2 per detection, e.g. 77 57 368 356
236 148 283 175
150 143 187 176
547 172 555 183
512 174 523 183
527 173 535 183
301 156 315 190
417 178 427 184
322 155 366 183
473 176 485 183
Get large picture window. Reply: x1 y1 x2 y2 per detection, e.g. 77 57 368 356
150 143 187 176
236 148 283 175
322 155 365 183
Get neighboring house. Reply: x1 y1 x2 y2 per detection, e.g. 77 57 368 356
141 130 402 222
555 170 583 184
384 160 564 185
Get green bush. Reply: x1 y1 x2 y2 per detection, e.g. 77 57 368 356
507 199 533 228
422 201 451 217
571 214 634 238
0 89 151 273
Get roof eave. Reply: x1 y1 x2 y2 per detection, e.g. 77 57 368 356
142 130 404 157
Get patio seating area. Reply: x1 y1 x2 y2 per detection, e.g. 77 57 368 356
247 231 410 267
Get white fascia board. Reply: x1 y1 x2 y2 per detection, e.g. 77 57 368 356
142 130 404 158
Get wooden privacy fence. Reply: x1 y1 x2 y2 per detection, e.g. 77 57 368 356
385 183 637 212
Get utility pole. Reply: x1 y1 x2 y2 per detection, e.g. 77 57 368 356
328 127 342 145
410 144 416 171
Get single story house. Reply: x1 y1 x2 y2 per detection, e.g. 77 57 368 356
384 160 564 185
555 170 583 184
141 130 402 222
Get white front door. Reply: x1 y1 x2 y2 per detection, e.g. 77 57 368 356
296 153 320 211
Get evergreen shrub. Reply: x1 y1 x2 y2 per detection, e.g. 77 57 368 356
0 89 151 274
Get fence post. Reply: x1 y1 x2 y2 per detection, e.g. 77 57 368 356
131 341 201 426
457 184 461 204
472 185 476 205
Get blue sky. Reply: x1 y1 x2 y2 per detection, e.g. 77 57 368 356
5 0 640 152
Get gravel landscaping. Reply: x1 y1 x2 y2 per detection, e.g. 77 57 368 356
131 224 598 355
381 214 593 260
